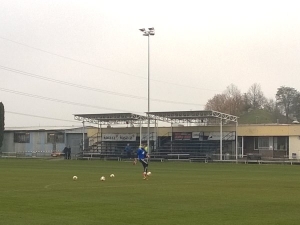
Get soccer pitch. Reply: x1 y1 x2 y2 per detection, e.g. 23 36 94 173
1 159 300 225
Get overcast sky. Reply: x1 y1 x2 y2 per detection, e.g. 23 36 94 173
1 0 300 127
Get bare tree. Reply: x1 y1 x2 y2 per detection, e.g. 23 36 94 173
263 98 276 112
276 86 298 122
205 84 244 116
205 93 228 112
224 84 244 115
242 93 252 112
246 83 266 110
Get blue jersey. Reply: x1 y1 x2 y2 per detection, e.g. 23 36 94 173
125 145 131 152
137 147 147 160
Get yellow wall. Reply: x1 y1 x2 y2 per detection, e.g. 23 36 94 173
88 127 141 137
87 128 98 137
88 124 300 137
238 124 300 136
87 125 237 137
289 136 300 159
287 125 300 135
171 125 236 132
155 126 236 136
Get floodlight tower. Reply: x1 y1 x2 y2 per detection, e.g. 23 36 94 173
139 27 155 153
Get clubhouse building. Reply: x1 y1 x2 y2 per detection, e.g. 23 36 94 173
2 111 300 161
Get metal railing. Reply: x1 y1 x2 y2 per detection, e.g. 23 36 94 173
1 151 53 158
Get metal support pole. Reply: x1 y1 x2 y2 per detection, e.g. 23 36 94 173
82 121 85 151
155 119 158 152
139 121 142 146
99 124 102 152
139 27 154 154
220 119 222 160
147 34 150 154
235 121 238 162
97 122 99 152
171 122 173 152
242 136 244 158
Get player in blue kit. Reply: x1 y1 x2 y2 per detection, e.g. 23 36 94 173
137 144 149 180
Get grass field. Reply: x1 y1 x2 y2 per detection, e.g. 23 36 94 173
1 159 300 225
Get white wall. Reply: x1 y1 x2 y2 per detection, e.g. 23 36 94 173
2 132 14 152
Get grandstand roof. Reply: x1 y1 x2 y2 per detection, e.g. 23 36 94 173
148 110 238 124
74 111 238 125
74 113 149 125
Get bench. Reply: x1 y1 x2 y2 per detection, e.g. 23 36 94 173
168 153 190 160
246 153 262 160
149 157 164 162
104 155 122 161
189 157 209 163
81 152 101 160
147 154 165 162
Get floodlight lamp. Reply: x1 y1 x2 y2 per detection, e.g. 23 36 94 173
149 31 155 35
148 27 154 30
143 33 149 36
139 28 145 32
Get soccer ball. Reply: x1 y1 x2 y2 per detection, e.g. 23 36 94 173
100 176 106 181
147 172 151 176
73 176 78 181
110 174 115 178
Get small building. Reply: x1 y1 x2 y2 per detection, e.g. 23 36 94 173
2 126 87 158
238 124 300 160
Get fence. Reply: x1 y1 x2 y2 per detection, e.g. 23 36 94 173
1 151 70 158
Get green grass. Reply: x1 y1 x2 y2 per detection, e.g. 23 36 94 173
1 159 300 225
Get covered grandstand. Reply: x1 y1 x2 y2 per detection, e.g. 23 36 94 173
74 111 239 161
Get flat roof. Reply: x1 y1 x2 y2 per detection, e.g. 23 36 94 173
148 110 238 123
74 113 149 125
4 126 86 132
74 110 238 125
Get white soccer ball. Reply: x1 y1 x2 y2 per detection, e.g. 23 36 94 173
100 176 106 181
73 176 78 181
147 172 151 176
110 174 115 178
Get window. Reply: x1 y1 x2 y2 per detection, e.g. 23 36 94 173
254 137 269 150
254 137 258 150
274 137 287 150
14 132 30 143
47 133 65 143
259 137 269 148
